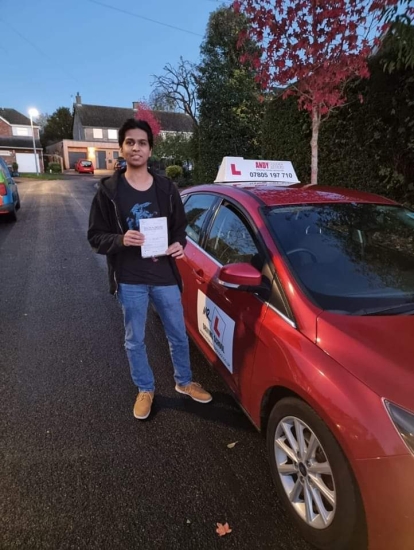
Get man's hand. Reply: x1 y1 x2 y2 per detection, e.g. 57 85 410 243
123 230 145 247
166 242 185 259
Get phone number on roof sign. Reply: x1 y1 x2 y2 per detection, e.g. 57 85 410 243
250 172 294 179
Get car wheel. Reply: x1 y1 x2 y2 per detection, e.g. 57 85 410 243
267 397 366 550
8 206 17 222
16 197 21 210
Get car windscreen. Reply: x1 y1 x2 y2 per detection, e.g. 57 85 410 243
264 203 414 314
81 161 92 166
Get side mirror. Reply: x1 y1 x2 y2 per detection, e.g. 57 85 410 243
217 263 262 290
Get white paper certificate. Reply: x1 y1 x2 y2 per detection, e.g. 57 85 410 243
140 217 168 258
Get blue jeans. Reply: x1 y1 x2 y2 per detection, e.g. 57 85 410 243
117 283 192 392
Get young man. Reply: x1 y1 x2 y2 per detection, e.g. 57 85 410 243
88 119 212 419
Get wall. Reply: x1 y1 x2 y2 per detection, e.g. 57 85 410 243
0 119 12 137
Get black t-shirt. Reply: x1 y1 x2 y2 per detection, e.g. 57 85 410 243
116 176 176 286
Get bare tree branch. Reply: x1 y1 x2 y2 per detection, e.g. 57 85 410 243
151 57 199 127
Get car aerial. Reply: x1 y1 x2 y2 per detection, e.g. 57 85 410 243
0 157 20 221
74 159 94 174
177 157 414 550
114 157 127 171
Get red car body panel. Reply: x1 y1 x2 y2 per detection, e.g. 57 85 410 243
178 184 414 549
317 313 414 413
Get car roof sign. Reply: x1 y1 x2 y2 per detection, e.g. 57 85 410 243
214 156 300 186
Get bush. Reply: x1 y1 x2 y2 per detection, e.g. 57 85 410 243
48 162 62 173
166 165 183 181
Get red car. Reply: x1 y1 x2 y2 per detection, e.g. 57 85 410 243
74 159 94 174
178 158 414 550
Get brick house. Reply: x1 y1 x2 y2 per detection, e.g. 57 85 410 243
47 94 194 170
0 109 43 173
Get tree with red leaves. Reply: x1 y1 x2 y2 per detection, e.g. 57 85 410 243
234 0 395 185
134 101 162 138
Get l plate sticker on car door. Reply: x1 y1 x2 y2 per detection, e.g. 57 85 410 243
197 290 235 373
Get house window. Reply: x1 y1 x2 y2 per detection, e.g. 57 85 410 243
113 151 119 159
108 129 117 140
13 127 31 137
93 128 103 139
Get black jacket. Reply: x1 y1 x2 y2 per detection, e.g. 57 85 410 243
87 171 187 294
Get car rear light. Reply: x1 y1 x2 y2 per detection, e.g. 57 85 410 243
0 183 7 196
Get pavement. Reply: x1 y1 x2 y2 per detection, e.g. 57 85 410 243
0 179 312 550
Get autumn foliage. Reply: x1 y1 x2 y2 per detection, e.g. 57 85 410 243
233 0 402 184
134 101 161 137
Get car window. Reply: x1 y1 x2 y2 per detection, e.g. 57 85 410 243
205 204 261 267
0 158 11 179
265 203 414 314
183 194 217 244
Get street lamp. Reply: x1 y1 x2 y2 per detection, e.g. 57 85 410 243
28 108 40 175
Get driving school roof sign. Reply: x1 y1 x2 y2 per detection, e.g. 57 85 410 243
214 156 300 186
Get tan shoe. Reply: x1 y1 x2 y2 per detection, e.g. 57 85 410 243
175 382 212 403
133 391 154 419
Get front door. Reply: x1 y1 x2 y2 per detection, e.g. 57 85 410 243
184 199 268 399
96 151 107 169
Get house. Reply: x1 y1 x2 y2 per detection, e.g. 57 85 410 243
0 109 43 173
47 94 194 170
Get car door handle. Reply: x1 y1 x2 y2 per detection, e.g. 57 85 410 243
193 268 206 283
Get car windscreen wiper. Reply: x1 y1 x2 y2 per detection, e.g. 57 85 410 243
353 302 414 316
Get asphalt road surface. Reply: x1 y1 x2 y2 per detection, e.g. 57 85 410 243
1 177 313 550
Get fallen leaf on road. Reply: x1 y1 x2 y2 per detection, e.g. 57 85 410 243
216 522 232 537
227 441 238 449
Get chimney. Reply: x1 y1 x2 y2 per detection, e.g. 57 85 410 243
75 92 82 105
132 101 139 111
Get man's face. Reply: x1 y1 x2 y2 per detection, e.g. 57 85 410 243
121 128 152 168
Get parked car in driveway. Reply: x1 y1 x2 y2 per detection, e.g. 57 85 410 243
74 159 94 174
0 157 20 221
177 157 414 550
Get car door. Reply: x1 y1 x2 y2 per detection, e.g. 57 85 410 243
187 199 269 400
0 160 16 206
180 192 220 321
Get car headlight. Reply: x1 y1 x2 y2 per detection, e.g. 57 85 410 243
385 400 414 455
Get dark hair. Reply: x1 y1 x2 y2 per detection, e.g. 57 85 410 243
118 118 154 149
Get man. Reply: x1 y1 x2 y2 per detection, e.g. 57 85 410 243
88 118 212 419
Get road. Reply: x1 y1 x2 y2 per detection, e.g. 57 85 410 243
0 177 312 550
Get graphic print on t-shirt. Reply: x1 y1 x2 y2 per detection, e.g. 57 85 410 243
126 201 158 230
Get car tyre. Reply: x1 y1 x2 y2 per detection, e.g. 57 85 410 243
8 205 17 222
267 397 366 550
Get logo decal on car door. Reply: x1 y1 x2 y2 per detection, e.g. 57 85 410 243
197 290 235 373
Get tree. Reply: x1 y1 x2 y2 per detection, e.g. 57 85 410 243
262 28 414 205
41 107 73 147
148 89 178 112
376 1 414 72
234 0 387 185
197 7 264 182
133 102 161 137
153 133 193 165
36 113 50 132
151 58 199 127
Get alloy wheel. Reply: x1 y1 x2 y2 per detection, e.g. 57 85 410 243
274 415 336 529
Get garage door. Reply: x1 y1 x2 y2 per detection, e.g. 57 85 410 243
69 152 87 169
16 153 40 173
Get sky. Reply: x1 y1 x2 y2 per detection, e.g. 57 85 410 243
0 0 227 118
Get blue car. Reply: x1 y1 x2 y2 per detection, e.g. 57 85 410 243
0 157 20 222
